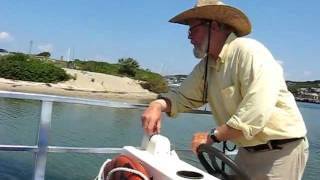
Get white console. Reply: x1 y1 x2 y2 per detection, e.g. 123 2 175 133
123 135 218 180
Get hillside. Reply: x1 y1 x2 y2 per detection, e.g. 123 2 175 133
52 58 168 93
0 54 168 94
286 80 320 94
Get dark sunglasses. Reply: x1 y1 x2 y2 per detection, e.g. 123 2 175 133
188 21 210 35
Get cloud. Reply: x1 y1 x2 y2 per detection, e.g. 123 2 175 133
37 43 53 52
303 70 312 77
0 32 13 42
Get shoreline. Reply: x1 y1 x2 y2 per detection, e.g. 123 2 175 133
0 85 157 103
0 69 158 103
295 99 320 105
0 81 157 103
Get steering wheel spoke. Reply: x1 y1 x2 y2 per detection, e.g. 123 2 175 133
208 154 220 172
197 144 250 180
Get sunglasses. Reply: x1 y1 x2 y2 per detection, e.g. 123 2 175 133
188 21 210 35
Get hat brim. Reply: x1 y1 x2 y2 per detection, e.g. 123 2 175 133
169 5 251 37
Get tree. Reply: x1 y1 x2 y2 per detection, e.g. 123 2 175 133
118 58 139 68
118 57 140 76
36 52 51 57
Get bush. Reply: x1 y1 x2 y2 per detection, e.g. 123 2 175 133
135 70 168 93
118 58 139 77
0 53 70 83
74 60 120 76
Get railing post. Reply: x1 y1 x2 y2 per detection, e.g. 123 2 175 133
33 101 53 180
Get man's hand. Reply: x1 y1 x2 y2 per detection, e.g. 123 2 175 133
141 100 164 135
191 132 213 154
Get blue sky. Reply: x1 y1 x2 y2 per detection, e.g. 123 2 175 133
0 0 319 81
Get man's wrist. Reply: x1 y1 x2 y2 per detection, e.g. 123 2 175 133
209 128 221 143
157 95 171 111
150 99 167 111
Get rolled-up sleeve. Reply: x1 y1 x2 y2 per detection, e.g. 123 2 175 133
226 48 281 140
160 60 206 117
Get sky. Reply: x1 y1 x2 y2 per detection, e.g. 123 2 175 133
0 0 319 81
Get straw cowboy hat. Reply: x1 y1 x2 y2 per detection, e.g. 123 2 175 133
169 0 251 37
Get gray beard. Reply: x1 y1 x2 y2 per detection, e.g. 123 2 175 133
193 36 209 59
193 47 206 59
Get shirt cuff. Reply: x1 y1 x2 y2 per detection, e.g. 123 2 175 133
226 115 254 140
158 93 178 118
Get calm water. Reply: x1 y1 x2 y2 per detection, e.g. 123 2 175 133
0 98 319 180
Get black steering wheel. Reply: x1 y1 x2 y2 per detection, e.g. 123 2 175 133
197 144 250 180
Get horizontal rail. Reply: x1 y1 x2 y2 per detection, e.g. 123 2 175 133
0 90 211 114
0 145 236 155
0 90 147 109
0 145 38 152
48 146 125 154
0 145 124 154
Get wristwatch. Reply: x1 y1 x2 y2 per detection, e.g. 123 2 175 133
209 128 221 143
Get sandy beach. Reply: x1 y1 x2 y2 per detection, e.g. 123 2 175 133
0 68 158 102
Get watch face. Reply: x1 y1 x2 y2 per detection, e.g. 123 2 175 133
209 129 215 139
210 128 220 143
210 128 216 137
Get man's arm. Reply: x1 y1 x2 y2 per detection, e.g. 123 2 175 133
141 99 171 135
191 124 243 153
215 124 243 141
226 48 280 140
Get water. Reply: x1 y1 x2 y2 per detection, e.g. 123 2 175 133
0 98 319 179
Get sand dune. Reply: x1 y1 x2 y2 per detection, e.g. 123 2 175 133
0 68 157 101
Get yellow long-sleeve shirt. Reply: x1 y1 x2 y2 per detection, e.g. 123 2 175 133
162 33 307 147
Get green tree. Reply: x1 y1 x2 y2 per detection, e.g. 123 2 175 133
118 57 140 76
36 52 51 57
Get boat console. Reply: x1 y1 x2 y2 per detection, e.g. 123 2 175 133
97 134 218 180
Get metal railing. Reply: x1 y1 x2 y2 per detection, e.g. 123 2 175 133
0 90 211 180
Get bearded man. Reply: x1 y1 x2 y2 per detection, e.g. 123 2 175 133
141 1 308 179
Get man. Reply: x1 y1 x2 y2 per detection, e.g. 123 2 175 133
141 0 309 179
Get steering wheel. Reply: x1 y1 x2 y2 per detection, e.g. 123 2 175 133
197 144 250 180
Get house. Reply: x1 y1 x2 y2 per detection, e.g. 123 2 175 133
299 93 319 101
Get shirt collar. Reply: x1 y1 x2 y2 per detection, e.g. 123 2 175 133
218 33 237 60
208 33 237 68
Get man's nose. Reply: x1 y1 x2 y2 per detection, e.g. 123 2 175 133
188 31 192 39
